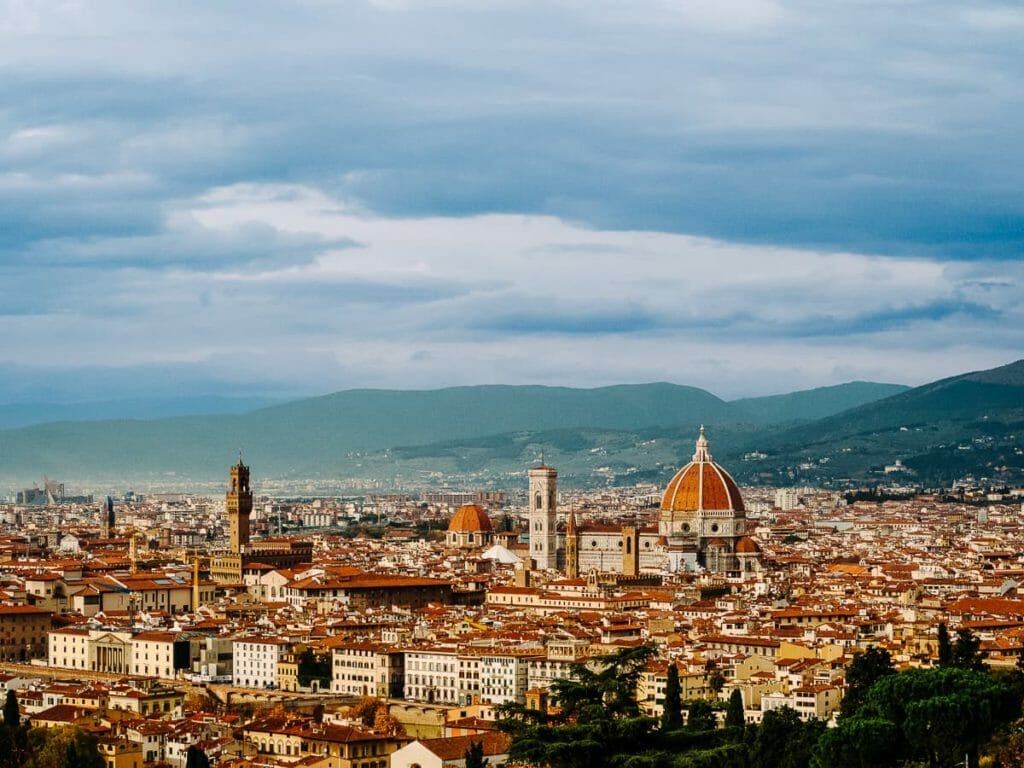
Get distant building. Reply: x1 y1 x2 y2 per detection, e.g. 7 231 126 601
227 458 253 553
548 429 762 577
446 504 495 549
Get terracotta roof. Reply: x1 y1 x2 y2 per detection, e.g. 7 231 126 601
660 430 745 513
448 504 494 534
418 732 510 760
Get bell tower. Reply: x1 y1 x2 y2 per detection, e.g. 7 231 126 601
565 506 579 579
528 463 557 570
227 457 252 554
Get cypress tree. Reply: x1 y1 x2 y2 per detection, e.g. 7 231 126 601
660 663 683 731
937 622 952 666
724 688 745 733
2 691 18 729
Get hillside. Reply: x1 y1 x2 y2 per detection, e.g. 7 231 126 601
731 381 909 425
745 359 1024 487
0 383 733 487
0 367 1014 493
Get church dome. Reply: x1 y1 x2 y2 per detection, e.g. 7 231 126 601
448 504 494 533
661 427 745 512
735 535 761 554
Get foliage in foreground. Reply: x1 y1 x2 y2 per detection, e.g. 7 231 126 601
497 640 1024 768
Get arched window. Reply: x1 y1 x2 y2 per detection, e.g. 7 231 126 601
535 493 542 510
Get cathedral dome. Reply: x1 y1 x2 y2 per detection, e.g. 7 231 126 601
660 427 745 512
448 504 494 533
736 535 761 554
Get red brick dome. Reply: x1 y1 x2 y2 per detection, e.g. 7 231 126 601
447 504 494 533
660 427 745 513
736 535 761 554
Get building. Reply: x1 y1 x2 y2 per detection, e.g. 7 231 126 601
0 605 53 661
227 458 252 554
130 631 194 680
446 504 494 549
390 732 511 768
658 428 762 575
403 646 460 705
243 716 409 768
232 637 289 689
528 464 558 570
331 642 404 698
539 430 761 577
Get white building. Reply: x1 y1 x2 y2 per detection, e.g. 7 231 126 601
331 641 403 698
130 631 181 680
528 464 558 570
403 646 459 705
232 637 289 689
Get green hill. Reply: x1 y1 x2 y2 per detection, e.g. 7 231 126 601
2 367 1015 492
730 381 909 425
745 359 1024 487
0 383 733 485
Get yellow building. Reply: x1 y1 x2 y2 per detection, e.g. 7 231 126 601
97 737 143 768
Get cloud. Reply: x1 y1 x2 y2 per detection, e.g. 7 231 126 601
1 182 1020 401
0 2 1021 401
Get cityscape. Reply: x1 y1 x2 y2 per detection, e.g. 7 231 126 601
3 2 1024 768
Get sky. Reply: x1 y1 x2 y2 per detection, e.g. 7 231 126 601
1 0 1022 404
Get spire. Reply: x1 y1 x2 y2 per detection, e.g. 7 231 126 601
567 504 578 534
692 425 712 463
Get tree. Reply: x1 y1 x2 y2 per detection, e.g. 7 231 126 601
660 664 683 731
296 648 331 688
184 746 211 768
2 691 18 728
937 622 952 666
497 643 658 768
855 666 1018 768
686 700 716 732
464 740 488 768
23 727 104 768
950 628 986 671
724 689 745 734
749 706 824 768
840 645 895 718
708 670 726 694
812 717 898 768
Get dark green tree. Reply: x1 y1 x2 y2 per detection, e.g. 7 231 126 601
749 706 823 768
2 691 18 728
184 745 211 768
812 717 899 768
686 700 716 732
296 648 332 688
937 622 952 666
724 689 745 734
464 740 488 768
708 670 726 694
856 666 1017 768
24 728 104 768
497 643 658 768
951 628 986 671
840 645 895 718
660 664 683 731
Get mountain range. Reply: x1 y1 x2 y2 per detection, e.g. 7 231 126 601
0 360 1021 493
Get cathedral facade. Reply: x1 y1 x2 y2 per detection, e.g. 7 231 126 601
529 428 761 577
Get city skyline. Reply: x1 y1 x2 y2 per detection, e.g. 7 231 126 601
2 2 1022 403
